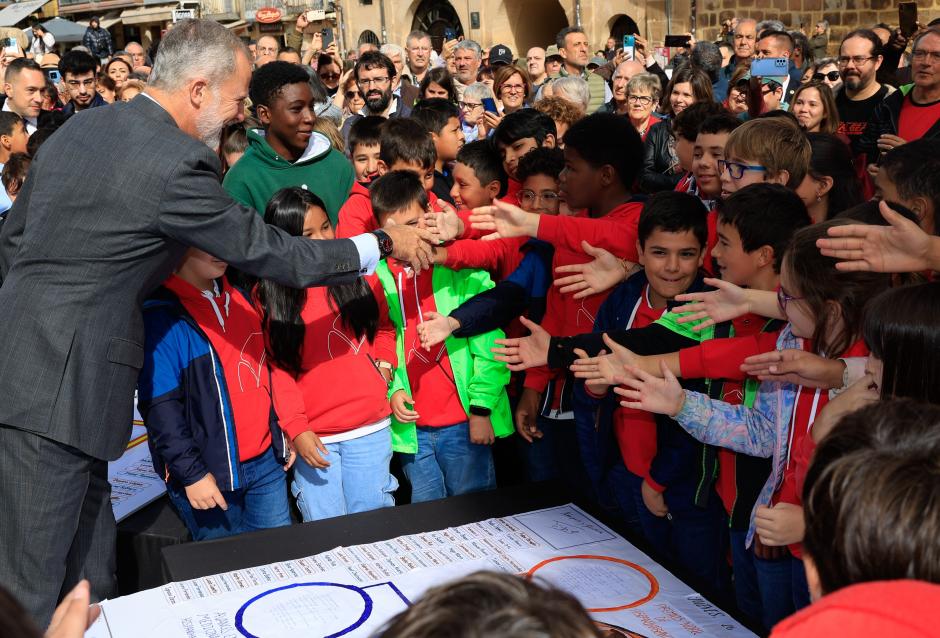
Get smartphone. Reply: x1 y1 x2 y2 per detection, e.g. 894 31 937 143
481 97 498 114
444 28 456 42
750 56 789 77
3 37 17 55
899 2 918 38
622 35 635 61
321 28 334 48
47 69 61 83
664 34 691 49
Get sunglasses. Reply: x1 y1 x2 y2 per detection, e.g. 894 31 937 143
320 72 340 80
812 71 840 82
345 90 364 99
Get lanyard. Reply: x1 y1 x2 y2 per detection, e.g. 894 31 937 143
624 285 650 330
785 385 821 470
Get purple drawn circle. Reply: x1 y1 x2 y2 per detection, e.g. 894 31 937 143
234 581 374 638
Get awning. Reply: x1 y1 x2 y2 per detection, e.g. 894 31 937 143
119 3 175 25
41 17 86 43
0 0 52 27
77 14 122 30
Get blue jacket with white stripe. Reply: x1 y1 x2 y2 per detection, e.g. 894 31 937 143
137 287 289 492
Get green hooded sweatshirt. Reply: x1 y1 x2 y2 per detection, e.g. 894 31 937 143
222 129 354 225
376 262 513 454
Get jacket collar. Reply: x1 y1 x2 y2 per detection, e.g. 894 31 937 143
128 92 180 129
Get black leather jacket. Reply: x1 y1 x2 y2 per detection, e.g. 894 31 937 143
640 118 681 193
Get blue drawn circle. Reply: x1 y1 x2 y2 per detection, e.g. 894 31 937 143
235 581 374 638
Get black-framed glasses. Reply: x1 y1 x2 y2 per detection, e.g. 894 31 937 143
777 286 804 313
359 76 390 87
627 94 653 105
837 55 876 67
459 101 483 110
718 160 766 180
813 70 840 82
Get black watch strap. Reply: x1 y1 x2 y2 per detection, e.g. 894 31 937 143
469 405 491 417
371 229 394 259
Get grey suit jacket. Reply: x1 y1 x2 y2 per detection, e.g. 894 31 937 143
0 95 364 460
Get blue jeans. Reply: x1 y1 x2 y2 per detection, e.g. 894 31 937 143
732 529 795 630
399 421 495 503
291 427 398 522
519 416 590 494
167 447 291 541
614 470 729 594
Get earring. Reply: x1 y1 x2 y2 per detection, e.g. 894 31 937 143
816 193 822 202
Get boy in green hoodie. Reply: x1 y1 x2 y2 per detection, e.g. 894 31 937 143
223 61 355 225
371 170 512 502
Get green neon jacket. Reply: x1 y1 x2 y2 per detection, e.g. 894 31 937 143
375 263 512 453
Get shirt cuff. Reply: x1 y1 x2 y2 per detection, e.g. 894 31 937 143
349 233 380 275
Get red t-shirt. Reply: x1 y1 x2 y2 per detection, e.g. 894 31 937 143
387 262 468 427
898 94 940 143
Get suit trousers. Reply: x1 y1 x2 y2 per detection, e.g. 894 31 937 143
0 424 116 627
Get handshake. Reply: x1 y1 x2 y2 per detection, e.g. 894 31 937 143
377 224 437 271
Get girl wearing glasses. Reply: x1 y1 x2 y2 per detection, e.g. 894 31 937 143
619 220 891 615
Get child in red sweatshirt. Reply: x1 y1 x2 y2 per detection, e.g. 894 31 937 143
255 187 400 522
139 248 307 540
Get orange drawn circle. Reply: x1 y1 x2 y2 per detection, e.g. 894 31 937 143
524 554 660 612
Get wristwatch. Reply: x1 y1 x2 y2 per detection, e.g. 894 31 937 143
371 229 394 259
469 405 491 417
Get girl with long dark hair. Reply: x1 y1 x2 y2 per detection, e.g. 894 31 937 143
795 133 863 223
256 187 398 521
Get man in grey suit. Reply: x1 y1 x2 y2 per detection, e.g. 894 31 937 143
0 20 432 626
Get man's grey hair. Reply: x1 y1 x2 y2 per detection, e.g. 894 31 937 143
454 39 481 59
70 45 91 54
125 41 144 51
626 72 662 101
555 26 586 50
690 41 722 83
380 43 405 60
462 81 494 102
757 19 786 36
550 75 589 111
735 18 757 34
406 30 430 46
150 19 247 91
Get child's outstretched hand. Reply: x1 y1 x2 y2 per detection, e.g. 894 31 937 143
468 199 538 241
492 316 551 371
468 414 496 445
811 373 879 443
554 241 637 299
672 277 753 330
45 580 100 638
185 473 228 511
293 430 330 469
570 334 641 388
418 311 459 349
614 361 685 417
424 201 462 243
755 503 805 546
740 349 846 388
390 390 420 422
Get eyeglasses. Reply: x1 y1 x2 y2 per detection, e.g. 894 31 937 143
626 94 653 105
320 72 340 80
718 160 766 180
837 55 876 67
501 83 526 93
459 101 482 110
359 76 389 87
813 70 840 82
345 90 364 100
776 286 804 313
912 49 940 64
518 189 560 207
66 78 96 88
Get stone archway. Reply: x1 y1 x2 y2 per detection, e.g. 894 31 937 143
608 14 641 42
500 0 569 54
411 0 464 52
358 29 381 46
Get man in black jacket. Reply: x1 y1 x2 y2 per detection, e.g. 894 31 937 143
81 16 113 62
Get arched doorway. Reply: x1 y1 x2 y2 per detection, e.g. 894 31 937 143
503 0 568 53
411 0 464 53
358 29 381 46
609 14 640 42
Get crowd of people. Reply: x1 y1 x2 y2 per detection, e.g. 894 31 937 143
0 10 939 638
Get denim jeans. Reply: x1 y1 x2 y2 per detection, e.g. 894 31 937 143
399 421 495 503
291 427 398 522
731 529 795 630
613 469 729 594
167 446 291 541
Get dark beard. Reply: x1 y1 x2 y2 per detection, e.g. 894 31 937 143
365 89 392 113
